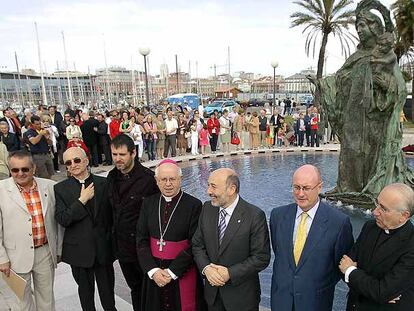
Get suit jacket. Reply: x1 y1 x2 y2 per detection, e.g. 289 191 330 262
55 175 114 268
270 201 353 311
0 177 63 273
346 220 414 311
49 112 64 136
192 197 270 310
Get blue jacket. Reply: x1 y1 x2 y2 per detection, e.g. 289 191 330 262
270 201 354 311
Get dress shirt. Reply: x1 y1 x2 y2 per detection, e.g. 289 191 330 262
201 195 240 275
219 195 240 227
165 118 178 136
292 201 319 244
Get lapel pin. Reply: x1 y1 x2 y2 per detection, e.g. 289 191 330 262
237 219 241 223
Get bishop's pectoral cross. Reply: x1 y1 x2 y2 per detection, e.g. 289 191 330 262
157 239 166 252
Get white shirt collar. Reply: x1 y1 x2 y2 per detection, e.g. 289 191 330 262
296 200 320 220
220 195 240 217
162 190 181 202
74 173 90 184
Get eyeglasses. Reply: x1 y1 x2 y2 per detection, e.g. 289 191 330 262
10 167 31 173
158 177 179 184
64 157 83 167
292 182 321 193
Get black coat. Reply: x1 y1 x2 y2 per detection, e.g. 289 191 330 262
107 161 160 262
81 118 99 146
346 220 414 311
97 121 110 146
54 175 114 268
0 133 20 151
50 112 64 135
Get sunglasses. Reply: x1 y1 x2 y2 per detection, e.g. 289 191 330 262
10 167 31 173
64 157 82 167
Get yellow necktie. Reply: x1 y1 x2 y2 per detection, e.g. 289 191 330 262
294 212 309 265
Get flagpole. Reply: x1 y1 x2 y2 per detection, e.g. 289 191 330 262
61 31 73 106
14 52 24 109
131 56 137 107
34 22 48 106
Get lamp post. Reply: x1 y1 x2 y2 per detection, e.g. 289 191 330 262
139 48 151 107
271 61 278 107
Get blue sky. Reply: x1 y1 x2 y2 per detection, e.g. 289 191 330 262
0 0 395 77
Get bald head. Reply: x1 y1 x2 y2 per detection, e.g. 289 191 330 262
208 168 240 208
293 165 321 185
63 147 87 161
292 165 322 212
63 147 89 179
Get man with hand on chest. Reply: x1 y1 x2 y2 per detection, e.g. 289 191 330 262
55 147 116 311
136 159 206 311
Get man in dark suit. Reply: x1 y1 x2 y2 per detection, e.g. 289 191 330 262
270 164 354 311
81 112 99 167
193 168 270 311
340 183 414 311
55 147 117 311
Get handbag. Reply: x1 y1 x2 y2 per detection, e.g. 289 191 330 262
231 132 240 145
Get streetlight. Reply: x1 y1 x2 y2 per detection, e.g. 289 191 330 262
139 48 151 107
271 61 278 107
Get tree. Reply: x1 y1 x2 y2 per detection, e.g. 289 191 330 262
291 0 356 105
392 0 414 119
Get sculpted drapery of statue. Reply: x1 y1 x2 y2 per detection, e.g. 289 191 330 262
309 0 414 204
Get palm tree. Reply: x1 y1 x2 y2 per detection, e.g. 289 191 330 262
291 0 356 105
392 0 414 118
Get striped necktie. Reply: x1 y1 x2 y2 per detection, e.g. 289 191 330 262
294 212 309 265
218 209 227 245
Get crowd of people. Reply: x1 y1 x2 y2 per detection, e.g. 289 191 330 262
0 102 335 179
0 130 413 311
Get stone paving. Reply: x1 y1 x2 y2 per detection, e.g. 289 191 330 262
1 130 414 310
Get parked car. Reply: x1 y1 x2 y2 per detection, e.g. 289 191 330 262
204 100 237 116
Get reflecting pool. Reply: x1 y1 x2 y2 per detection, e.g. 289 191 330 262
179 153 414 310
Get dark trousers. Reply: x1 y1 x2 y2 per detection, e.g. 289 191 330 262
119 261 143 311
71 263 116 311
210 133 218 151
87 143 99 166
305 129 311 146
164 134 177 157
146 139 156 160
208 292 258 311
298 131 305 147
311 129 319 147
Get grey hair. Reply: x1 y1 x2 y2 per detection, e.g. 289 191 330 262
387 183 414 216
154 165 182 177
7 150 35 167
226 173 240 194
0 121 9 128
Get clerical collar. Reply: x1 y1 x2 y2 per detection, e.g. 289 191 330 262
74 174 91 184
162 190 182 202
384 221 408 235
